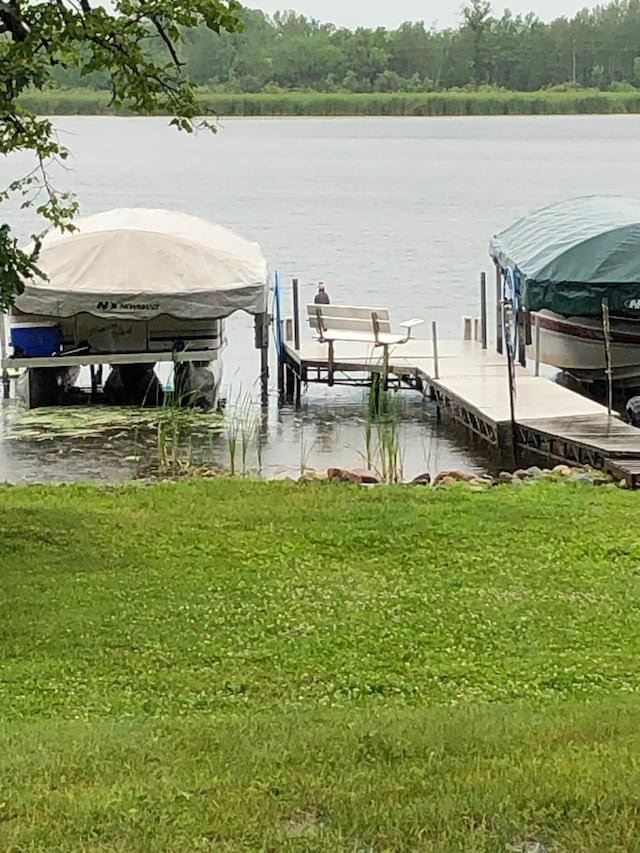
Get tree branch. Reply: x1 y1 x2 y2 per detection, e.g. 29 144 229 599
0 0 29 41
150 17 184 68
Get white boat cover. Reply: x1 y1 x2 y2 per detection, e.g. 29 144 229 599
15 208 269 320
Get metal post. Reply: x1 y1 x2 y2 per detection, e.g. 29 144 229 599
505 321 518 469
480 272 487 350
496 265 503 355
602 299 613 417
432 320 440 380
255 312 269 408
534 314 541 377
284 318 293 342
382 345 389 392
277 354 285 401
518 309 527 367
0 312 9 399
292 278 300 352
285 364 295 403
328 340 335 387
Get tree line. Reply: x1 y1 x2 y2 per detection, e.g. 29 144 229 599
50 0 640 95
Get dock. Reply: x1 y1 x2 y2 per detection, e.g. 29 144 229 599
279 334 640 480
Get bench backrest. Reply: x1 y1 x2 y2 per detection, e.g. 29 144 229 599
306 304 391 335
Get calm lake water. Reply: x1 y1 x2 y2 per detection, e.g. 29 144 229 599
2 115 640 483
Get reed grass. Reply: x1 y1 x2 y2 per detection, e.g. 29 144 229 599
360 384 405 483
223 388 263 477
20 87 640 117
153 386 209 475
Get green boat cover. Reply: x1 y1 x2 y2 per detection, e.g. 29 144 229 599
489 195 640 317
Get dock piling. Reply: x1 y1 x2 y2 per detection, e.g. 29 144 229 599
292 278 300 352
0 314 9 399
285 364 295 402
534 314 541 377
505 318 518 469
255 311 270 407
495 265 503 355
480 272 488 350
518 310 527 367
284 318 293 342
463 316 472 342
277 358 285 400
602 299 613 417
432 320 440 380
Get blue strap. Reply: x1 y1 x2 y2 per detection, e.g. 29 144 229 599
272 269 283 359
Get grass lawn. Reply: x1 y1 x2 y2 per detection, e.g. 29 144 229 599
1 479 640 850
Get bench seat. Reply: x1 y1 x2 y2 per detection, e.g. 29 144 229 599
305 303 423 385
317 328 421 346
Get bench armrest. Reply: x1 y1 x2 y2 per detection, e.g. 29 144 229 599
398 318 424 342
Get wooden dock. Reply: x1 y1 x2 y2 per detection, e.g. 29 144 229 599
280 336 640 478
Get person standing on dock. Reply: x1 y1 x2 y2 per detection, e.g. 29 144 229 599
314 282 330 305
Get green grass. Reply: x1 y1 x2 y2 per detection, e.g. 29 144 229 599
2 478 640 850
20 87 640 117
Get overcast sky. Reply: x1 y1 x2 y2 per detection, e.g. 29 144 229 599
250 1 595 29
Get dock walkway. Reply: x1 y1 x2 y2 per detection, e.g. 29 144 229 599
281 337 640 476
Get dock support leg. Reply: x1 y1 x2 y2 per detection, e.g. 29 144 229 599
431 321 440 380
518 310 527 367
534 314 541 377
285 364 295 403
496 265 503 355
295 373 302 407
277 356 285 402
480 272 487 350
370 371 384 416
90 365 102 400
299 367 307 407
328 340 335 387
255 312 270 408
292 278 300 352
382 345 389 392
0 312 9 399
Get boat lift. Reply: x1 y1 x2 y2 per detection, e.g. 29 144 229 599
0 209 271 409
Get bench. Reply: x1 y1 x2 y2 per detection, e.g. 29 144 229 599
307 304 423 385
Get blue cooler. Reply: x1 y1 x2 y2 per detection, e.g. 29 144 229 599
10 322 62 357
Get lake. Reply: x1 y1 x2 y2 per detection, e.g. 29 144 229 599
2 114 639 483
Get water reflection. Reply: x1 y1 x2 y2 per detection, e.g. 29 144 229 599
0 382 497 484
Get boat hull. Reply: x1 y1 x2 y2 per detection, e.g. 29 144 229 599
529 310 640 384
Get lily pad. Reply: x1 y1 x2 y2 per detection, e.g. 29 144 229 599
6 405 224 441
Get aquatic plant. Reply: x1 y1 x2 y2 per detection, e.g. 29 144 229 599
358 383 405 483
20 87 640 118
223 387 263 477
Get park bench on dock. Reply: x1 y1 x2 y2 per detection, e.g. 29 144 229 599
307 304 423 385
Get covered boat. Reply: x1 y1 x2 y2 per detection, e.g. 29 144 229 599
3 209 270 408
489 195 640 384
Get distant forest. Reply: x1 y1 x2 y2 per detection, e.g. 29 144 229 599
51 0 640 94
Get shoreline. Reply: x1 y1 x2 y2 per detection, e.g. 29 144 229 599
20 89 640 118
